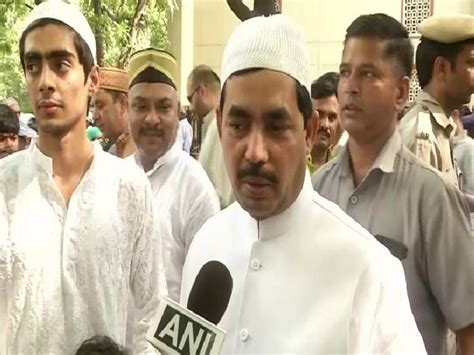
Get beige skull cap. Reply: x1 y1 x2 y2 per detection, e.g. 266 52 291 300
418 14 474 43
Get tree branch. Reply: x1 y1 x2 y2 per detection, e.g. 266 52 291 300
119 0 126 12
93 0 104 66
101 4 120 22
226 0 251 21
117 0 147 68
226 0 280 21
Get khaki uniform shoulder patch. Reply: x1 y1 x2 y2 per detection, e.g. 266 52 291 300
414 105 433 141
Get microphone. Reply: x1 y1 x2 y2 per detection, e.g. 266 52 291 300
147 261 233 355
187 261 233 325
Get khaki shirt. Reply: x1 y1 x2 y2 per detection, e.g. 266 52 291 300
399 91 458 187
312 132 473 355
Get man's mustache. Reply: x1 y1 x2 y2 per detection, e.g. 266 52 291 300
140 126 164 136
237 164 278 184
318 127 330 135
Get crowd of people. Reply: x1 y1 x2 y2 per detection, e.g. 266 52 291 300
0 0 473 354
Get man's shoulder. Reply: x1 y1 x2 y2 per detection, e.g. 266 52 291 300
307 190 406 268
0 150 29 182
179 151 211 178
312 156 340 185
397 146 457 189
175 151 220 204
455 136 474 151
310 191 371 239
96 150 148 187
400 102 435 144
191 202 241 240
400 101 431 126
174 151 216 187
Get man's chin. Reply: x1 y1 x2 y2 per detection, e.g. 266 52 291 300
312 142 330 152
237 193 276 220
139 143 166 161
37 119 78 137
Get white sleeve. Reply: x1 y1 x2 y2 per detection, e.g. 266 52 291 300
0 185 8 354
182 182 220 256
130 178 167 354
349 251 427 354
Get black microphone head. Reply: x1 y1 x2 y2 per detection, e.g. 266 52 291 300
187 261 233 325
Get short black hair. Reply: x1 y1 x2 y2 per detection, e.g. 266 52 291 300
344 13 414 78
188 65 221 92
19 18 94 83
75 336 129 355
416 38 474 88
219 68 313 126
0 104 20 135
311 72 340 99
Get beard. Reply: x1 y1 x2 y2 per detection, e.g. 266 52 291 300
37 115 84 137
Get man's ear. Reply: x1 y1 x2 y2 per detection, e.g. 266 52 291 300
433 56 451 83
118 92 128 112
305 110 319 154
395 76 410 114
88 65 100 97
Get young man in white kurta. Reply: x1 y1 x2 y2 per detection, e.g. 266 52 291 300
0 2 166 354
0 143 165 354
127 48 220 301
181 14 426 354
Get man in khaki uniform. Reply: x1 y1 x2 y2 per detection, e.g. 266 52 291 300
313 14 474 355
399 14 474 187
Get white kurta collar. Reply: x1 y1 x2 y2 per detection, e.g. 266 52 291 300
255 171 314 241
134 137 181 177
28 139 98 177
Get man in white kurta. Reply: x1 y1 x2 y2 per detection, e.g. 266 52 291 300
130 137 219 300
0 2 166 354
0 143 165 354
127 49 220 301
181 14 426 354
198 117 235 208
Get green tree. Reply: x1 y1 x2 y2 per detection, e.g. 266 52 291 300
0 0 176 112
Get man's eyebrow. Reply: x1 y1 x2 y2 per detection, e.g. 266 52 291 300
24 51 42 62
358 63 379 71
24 50 75 62
262 107 291 122
228 105 252 119
132 96 148 102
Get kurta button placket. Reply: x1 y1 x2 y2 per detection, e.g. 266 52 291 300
239 328 249 342
250 258 261 271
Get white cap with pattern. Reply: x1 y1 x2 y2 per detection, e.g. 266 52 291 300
221 14 310 92
22 0 97 64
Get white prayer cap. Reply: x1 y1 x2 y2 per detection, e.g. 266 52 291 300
221 14 310 92
22 0 97 64
418 14 474 43
18 121 38 139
